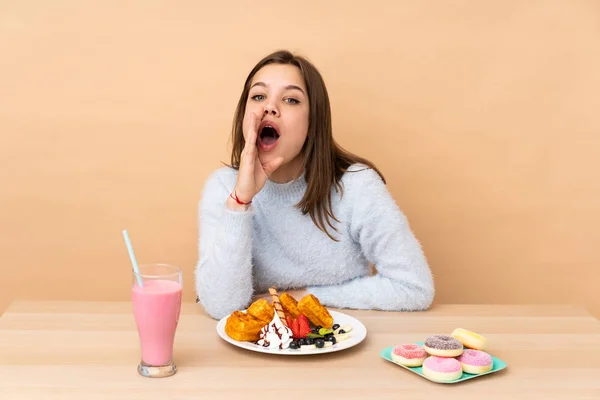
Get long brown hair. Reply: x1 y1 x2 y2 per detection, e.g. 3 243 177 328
230 50 385 240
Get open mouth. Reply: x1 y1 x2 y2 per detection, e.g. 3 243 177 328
258 124 280 146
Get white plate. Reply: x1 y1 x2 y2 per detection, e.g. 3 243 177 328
216 310 367 355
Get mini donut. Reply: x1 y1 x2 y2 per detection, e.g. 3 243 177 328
457 349 493 374
422 356 463 382
451 328 487 350
391 344 427 367
423 334 464 357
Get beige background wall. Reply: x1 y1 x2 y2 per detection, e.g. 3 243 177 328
1 1 599 317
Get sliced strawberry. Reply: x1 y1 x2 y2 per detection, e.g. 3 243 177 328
297 314 311 339
291 317 300 339
286 315 293 328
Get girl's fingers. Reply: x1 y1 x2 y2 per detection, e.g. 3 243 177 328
243 107 263 142
262 156 284 177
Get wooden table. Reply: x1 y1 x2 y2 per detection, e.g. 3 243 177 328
1 301 600 399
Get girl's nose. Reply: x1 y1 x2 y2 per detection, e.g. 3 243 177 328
264 104 279 116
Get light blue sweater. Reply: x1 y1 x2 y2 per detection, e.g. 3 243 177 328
195 164 434 319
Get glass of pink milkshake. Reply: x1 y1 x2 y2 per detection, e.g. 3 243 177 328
132 263 182 378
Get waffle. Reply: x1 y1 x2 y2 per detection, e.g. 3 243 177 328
246 299 274 324
279 292 301 319
298 294 333 328
224 299 274 342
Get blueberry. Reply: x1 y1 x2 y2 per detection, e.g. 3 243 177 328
338 329 346 334
315 339 325 348
315 325 322 330
298 338 306 346
332 324 340 330
289 341 299 349
305 338 314 345
325 332 334 337
311 328 319 334
326 336 337 344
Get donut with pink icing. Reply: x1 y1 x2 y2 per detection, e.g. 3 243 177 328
422 356 463 382
391 344 427 367
423 334 464 357
457 349 493 374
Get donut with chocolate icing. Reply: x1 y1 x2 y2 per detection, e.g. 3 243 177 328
423 334 464 357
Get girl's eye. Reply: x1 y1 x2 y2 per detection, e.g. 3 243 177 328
285 98 300 105
251 94 265 101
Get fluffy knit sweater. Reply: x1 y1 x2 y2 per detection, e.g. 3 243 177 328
195 164 434 319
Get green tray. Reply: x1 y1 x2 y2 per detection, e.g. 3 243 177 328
380 342 507 384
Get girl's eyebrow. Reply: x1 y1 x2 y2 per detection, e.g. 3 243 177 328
250 81 306 95
284 85 305 95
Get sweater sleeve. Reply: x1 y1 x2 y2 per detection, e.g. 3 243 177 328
194 169 255 319
309 168 435 311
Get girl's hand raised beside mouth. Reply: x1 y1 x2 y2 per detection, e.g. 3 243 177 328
227 107 284 211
